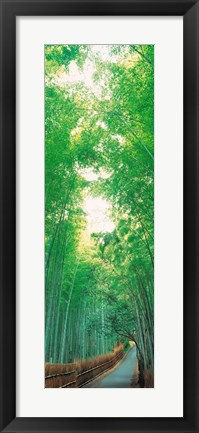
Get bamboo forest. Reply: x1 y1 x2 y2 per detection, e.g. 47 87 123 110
45 45 154 388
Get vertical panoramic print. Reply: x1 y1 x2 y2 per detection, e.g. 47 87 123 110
45 45 154 388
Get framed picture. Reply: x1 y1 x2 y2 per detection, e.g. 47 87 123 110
0 0 198 432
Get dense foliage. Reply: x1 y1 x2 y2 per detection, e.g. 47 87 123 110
45 45 154 384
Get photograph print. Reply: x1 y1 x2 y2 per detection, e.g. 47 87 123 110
45 44 154 388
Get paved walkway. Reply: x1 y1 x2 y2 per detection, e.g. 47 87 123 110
91 346 137 388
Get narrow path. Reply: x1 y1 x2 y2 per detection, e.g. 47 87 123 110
91 346 137 388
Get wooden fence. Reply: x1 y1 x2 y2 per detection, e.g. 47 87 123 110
45 348 124 388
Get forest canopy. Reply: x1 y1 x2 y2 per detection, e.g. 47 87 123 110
45 45 154 380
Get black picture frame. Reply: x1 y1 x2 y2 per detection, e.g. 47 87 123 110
0 1 198 432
